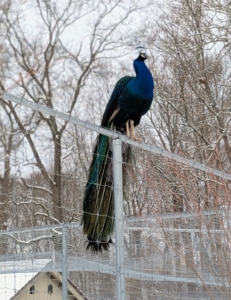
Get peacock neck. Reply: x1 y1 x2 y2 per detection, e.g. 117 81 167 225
136 62 152 78
133 61 154 97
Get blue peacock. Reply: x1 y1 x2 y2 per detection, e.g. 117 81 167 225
82 51 154 253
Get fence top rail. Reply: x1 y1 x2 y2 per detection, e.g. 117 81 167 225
2 92 231 181
0 222 81 235
0 207 227 235
125 208 224 222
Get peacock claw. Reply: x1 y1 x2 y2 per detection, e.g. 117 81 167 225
126 120 130 137
129 120 142 143
131 135 142 143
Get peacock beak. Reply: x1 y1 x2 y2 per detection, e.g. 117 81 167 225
140 53 148 60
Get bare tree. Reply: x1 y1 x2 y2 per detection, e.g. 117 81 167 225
0 0 148 226
0 101 23 230
130 0 231 211
151 0 231 166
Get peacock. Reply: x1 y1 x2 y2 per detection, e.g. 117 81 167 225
82 50 154 253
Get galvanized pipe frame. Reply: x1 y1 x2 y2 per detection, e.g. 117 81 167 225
2 92 231 181
112 138 126 300
62 224 68 300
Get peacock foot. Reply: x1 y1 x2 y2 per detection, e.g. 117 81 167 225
126 120 130 137
129 120 142 143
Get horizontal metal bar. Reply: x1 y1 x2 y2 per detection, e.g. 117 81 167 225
126 227 224 233
0 221 225 235
125 209 223 222
0 222 81 235
2 92 231 181
0 256 228 287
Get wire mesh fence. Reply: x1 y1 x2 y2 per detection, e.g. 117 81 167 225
0 212 230 299
1 93 231 299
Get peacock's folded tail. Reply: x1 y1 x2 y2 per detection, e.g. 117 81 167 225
82 133 114 253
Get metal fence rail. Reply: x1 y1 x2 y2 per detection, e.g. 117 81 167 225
2 92 231 181
0 221 228 286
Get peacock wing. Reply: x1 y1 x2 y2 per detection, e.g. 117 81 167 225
101 76 134 127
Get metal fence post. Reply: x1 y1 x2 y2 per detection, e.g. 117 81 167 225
62 223 68 300
112 137 125 300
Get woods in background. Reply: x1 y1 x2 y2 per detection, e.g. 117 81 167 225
0 0 231 227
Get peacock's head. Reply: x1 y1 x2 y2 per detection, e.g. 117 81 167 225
134 46 148 61
138 53 148 60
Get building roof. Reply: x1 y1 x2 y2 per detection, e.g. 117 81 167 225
9 272 88 300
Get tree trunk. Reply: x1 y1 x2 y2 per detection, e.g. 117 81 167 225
52 136 63 222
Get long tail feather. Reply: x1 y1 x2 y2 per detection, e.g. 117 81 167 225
82 125 132 253
82 132 114 252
